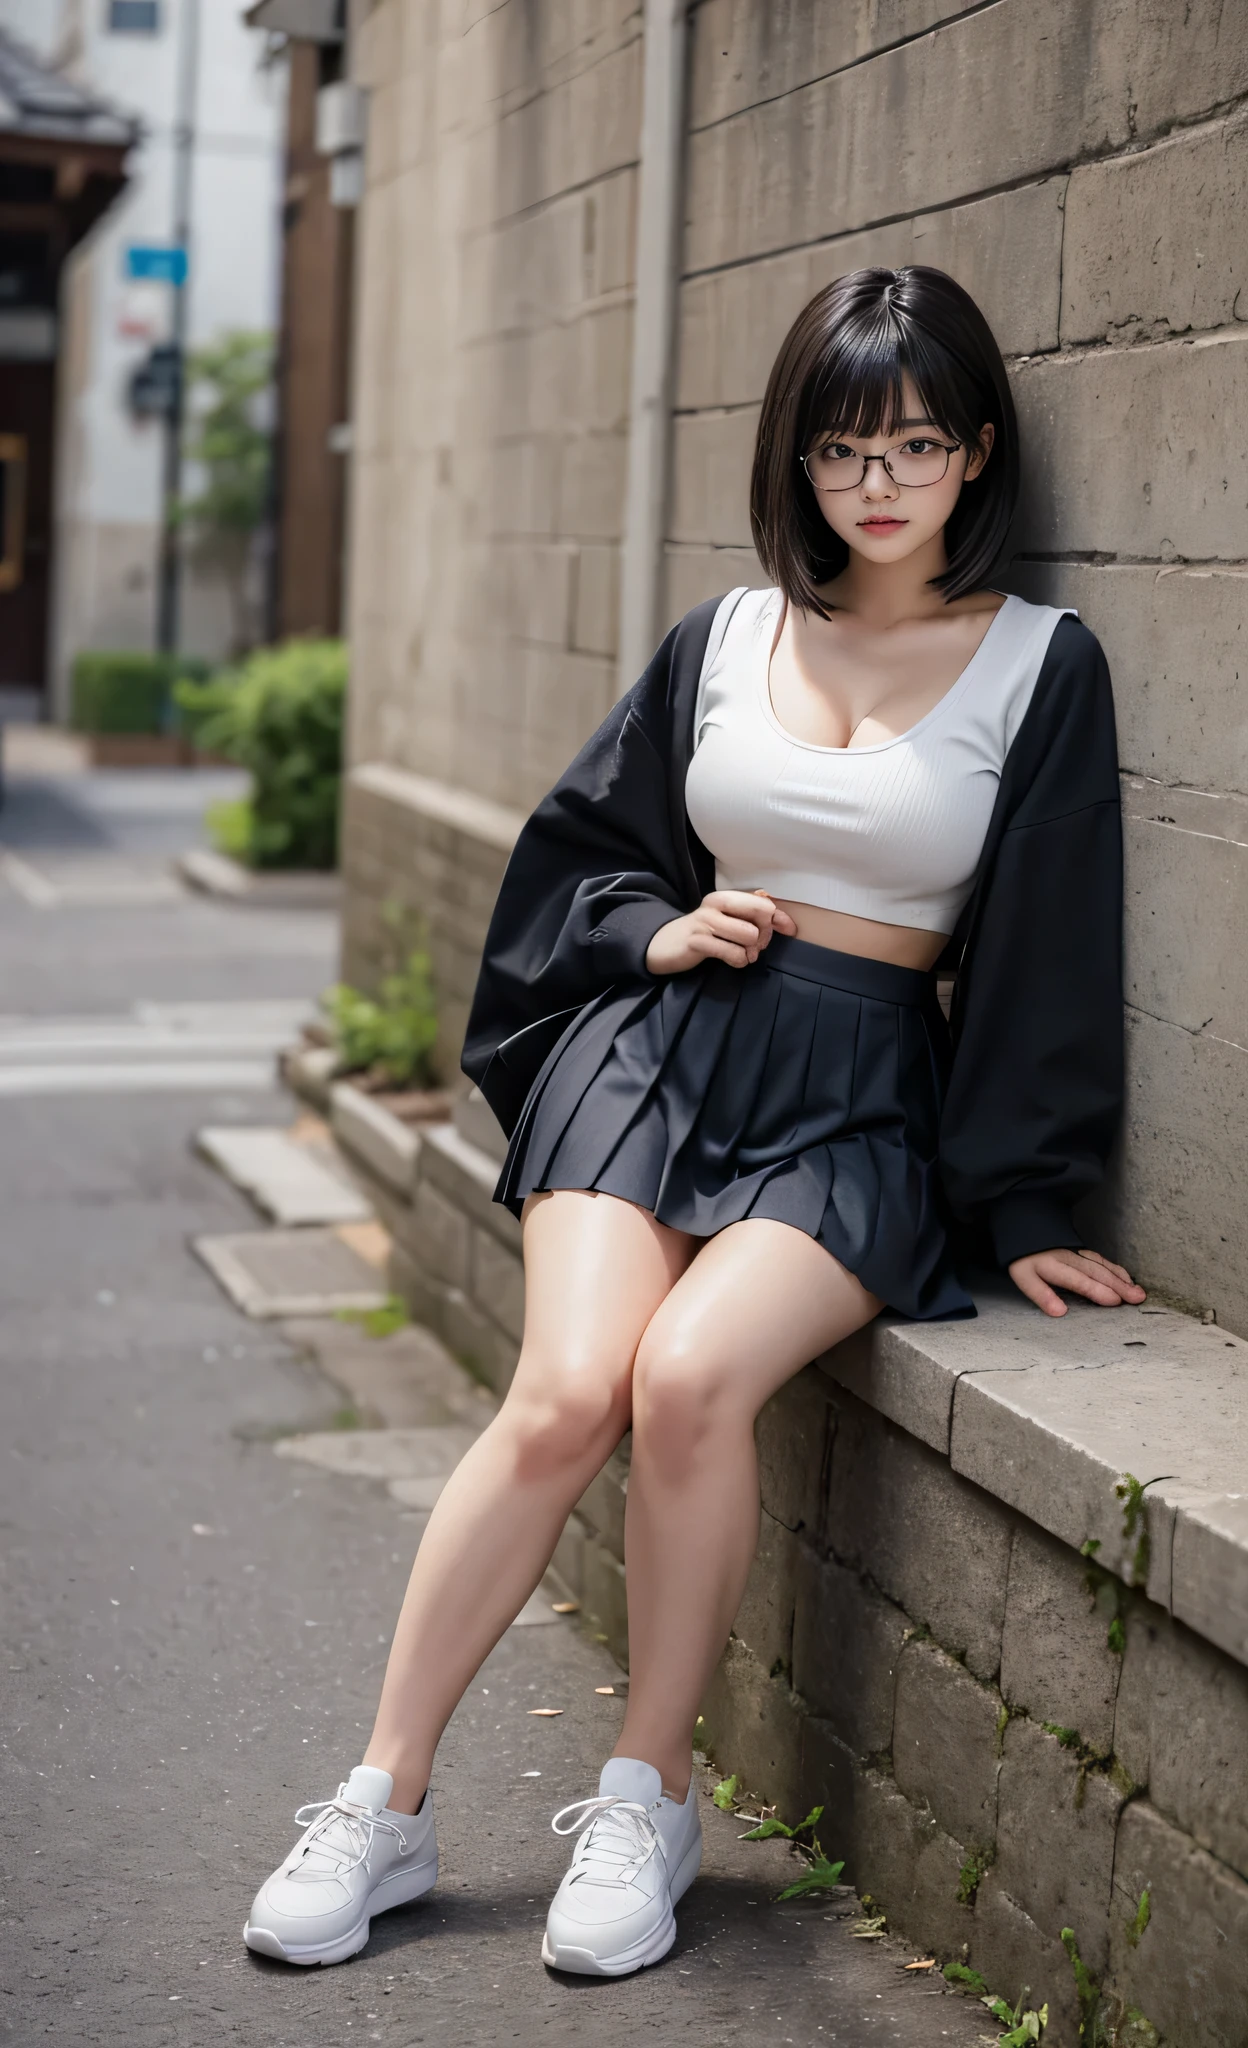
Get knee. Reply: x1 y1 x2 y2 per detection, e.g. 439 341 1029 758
631 1331 734 1469
500 1353 629 1480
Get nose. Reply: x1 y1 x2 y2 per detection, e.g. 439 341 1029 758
859 454 900 503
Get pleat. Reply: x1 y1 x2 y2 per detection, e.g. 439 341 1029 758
497 944 975 1322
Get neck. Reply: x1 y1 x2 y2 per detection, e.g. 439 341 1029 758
822 529 950 629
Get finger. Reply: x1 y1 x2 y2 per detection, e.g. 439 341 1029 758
1012 1266 1067 1317
1038 1260 1125 1307
1079 1250 1136 1286
1058 1253 1143 1301
693 934 754 969
710 891 773 929
771 907 800 934
705 911 771 948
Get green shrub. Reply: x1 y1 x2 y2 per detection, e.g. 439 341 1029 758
323 945 439 1089
71 650 209 734
174 638 346 869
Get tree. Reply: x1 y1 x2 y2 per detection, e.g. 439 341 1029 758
177 330 273 654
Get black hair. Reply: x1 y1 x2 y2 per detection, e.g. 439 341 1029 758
749 266 1020 613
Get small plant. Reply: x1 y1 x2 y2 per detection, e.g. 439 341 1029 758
176 330 274 653
1125 1886 1151 1949
943 1964 1047 2044
1107 1615 1126 1657
71 649 209 735
323 945 439 1089
740 1802 822 1843
336 1296 410 1340
711 1774 739 1810
776 1854 846 1902
957 1846 993 1906
175 637 346 869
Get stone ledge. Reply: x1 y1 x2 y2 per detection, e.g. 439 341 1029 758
329 1080 423 1196
347 762 525 854
823 1280 1248 1669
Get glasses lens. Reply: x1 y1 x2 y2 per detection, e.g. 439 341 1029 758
887 439 953 485
804 439 954 490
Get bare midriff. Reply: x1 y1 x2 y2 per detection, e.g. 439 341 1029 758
770 897 948 972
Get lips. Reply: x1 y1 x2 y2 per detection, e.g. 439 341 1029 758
859 518 907 531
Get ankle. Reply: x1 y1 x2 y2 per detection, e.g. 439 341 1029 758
610 1744 692 1804
362 1750 429 1816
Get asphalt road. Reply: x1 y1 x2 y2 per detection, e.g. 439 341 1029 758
0 762 990 2048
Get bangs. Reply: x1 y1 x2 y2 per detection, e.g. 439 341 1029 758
807 315 975 451
750 266 1021 613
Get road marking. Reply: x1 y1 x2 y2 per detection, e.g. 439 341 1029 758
0 1060 278 1095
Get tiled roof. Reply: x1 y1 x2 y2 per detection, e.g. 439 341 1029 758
0 26 136 149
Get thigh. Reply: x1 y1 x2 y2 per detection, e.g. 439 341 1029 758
509 1189 697 1406
636 1217 881 1417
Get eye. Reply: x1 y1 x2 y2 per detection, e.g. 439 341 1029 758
818 441 857 462
900 437 943 456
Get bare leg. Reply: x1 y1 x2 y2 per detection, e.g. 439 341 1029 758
616 1220 880 1798
363 1191 694 1812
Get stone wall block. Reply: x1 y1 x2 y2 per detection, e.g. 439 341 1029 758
892 1639 1001 1850
571 542 619 656
791 1551 907 1757
687 0 955 129
825 1393 1012 1682
851 1768 976 1963
999 1524 1122 1757
755 1364 834 1537
1114 1606 1248 1880
732 1509 801 1678
1170 1491 1248 1670
440 1286 520 1399
1003 561 1248 800
582 1540 629 1669
701 1637 806 1821
1092 1008 1248 1343
411 1181 472 1292
994 1716 1124 1976
1121 786 1248 1045
1011 333 1248 562
661 546 763 634
1109 1800 1248 2048
576 1444 629 1564
1062 110 1248 344
675 180 1064 413
668 409 758 549
971 1880 1084 2048
471 1226 525 1346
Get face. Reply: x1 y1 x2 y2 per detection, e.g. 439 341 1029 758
805 373 994 570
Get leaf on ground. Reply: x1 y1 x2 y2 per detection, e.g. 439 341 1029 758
711 1774 739 1810
594 1686 617 1696
741 1802 823 1843
776 1857 846 1902
903 1958 937 1970
527 1707 563 1717
851 1911 888 1938
551 1601 579 1614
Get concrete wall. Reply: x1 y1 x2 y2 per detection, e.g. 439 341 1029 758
342 0 1248 1340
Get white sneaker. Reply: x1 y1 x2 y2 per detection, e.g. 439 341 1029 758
243 1763 437 1966
542 1756 702 1976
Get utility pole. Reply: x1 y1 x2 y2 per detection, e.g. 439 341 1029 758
155 0 200 654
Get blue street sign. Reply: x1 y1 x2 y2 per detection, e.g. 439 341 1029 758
125 245 188 286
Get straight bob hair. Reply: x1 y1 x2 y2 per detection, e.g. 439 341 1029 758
750 266 1020 613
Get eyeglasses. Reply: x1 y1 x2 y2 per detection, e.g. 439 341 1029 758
801 436 962 493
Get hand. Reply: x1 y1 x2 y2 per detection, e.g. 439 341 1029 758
1008 1247 1147 1319
645 890 799 975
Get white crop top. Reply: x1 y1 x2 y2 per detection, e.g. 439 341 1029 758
683 587 1073 936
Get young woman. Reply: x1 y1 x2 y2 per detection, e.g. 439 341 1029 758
244 266 1143 1978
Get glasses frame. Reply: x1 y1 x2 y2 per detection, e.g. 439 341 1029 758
801 437 963 494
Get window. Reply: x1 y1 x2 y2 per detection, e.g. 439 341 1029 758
107 0 160 31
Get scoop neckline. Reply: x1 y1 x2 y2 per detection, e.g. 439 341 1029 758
757 589 1017 756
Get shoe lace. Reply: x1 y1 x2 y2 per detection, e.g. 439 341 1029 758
550 1795 661 1888
287 1785 409 1881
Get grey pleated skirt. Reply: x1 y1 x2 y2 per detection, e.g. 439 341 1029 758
495 932 974 1321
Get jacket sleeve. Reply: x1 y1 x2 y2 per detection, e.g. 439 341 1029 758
940 617 1124 1268
461 616 703 1120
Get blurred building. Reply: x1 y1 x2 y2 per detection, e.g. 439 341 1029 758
244 0 354 640
0 20 131 715
0 0 286 715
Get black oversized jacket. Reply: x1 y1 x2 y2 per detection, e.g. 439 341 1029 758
462 596 1124 1270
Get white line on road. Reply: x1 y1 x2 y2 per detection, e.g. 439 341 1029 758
0 1061 278 1096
